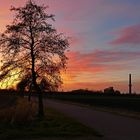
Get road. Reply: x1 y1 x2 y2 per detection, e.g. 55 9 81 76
45 99 140 140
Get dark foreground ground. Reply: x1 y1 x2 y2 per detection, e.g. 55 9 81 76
1 93 140 140
45 99 140 140
0 94 101 140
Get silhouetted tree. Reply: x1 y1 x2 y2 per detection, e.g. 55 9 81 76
104 87 121 95
39 77 61 92
0 0 69 117
17 73 32 98
104 87 114 95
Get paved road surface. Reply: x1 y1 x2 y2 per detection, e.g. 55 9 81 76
45 99 140 140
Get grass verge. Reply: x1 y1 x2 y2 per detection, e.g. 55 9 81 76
0 99 101 139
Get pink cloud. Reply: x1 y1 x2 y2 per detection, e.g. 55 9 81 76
56 27 83 47
45 0 140 22
66 50 140 75
110 24 140 45
53 26 86 48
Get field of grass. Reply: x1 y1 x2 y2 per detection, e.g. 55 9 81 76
0 94 17 109
46 94 140 112
0 94 100 140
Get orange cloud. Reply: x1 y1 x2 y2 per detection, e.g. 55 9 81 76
62 50 140 91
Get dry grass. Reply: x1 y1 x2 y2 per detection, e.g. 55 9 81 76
0 94 17 109
0 97 37 124
0 96 101 139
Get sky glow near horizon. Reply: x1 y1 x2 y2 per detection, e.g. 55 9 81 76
0 0 140 93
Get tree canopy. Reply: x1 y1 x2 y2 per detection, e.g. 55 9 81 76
0 0 69 91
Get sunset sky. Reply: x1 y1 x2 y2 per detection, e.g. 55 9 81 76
0 0 140 93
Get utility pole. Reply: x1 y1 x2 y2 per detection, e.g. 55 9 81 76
129 74 132 94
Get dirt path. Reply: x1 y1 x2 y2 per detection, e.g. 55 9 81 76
44 99 140 140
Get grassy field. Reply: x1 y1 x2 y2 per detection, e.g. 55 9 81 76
0 94 101 140
46 94 140 112
0 94 17 109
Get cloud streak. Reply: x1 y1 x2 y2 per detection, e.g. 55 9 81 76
66 50 140 74
110 24 140 45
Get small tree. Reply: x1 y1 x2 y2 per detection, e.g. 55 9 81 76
0 0 69 117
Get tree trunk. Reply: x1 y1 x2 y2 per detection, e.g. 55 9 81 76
30 25 44 117
38 90 44 117
32 72 44 117
31 55 44 117
28 91 31 101
32 66 44 117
